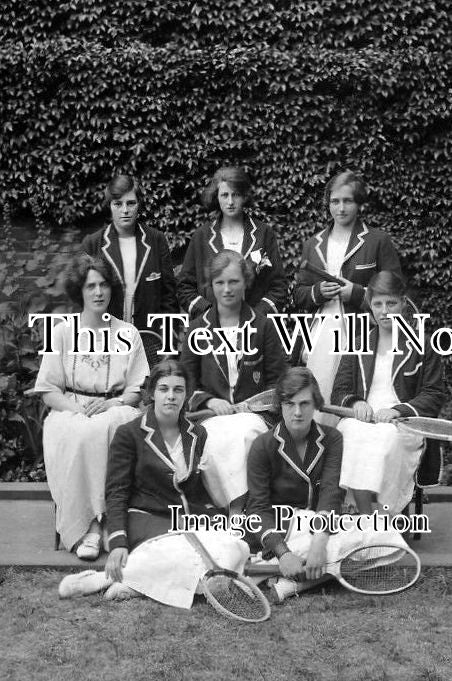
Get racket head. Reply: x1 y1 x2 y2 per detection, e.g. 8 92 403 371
397 417 452 442
244 389 277 413
200 569 271 623
336 544 421 595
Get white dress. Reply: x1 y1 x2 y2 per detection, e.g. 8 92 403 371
338 350 424 515
34 316 149 550
305 235 349 426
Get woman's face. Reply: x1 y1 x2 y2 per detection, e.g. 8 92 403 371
81 269 111 314
281 387 316 440
370 293 404 331
217 181 246 219
329 183 359 230
110 189 139 233
152 374 186 422
212 262 246 310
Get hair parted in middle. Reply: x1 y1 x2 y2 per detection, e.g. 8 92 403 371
274 366 324 414
208 249 254 289
201 166 252 212
64 253 116 307
145 358 189 404
323 170 368 215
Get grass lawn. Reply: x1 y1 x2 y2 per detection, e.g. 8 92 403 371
1 567 452 681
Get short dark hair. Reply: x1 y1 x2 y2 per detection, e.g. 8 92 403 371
145 359 188 404
64 253 114 307
104 174 144 209
208 249 254 289
201 166 252 212
366 270 407 303
274 367 324 414
324 170 367 213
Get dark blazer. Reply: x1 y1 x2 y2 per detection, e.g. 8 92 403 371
293 221 401 314
180 302 287 411
331 327 446 485
245 421 344 555
177 213 287 317
82 223 178 329
106 409 216 551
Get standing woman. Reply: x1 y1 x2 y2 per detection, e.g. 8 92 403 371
178 166 287 318
180 250 286 511
82 175 179 361
292 170 402 414
34 254 149 559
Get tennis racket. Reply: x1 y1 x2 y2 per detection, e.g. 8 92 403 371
185 533 271 623
322 404 452 442
299 260 345 286
186 388 277 421
245 544 421 599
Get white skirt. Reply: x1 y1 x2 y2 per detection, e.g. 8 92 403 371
44 405 141 550
199 413 268 507
249 509 410 577
337 418 425 515
121 531 250 609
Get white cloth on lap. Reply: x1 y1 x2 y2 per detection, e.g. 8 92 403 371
199 413 268 507
337 418 424 515
121 530 250 609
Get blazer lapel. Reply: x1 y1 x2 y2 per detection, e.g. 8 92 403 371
242 214 258 260
208 215 223 254
101 224 124 285
342 220 368 266
179 415 199 477
314 229 329 270
140 409 175 471
204 307 230 387
358 326 378 398
134 224 152 286
273 422 314 505
391 334 414 390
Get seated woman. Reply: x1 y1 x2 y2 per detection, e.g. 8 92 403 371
34 254 149 560
58 360 249 606
180 249 287 511
178 166 287 318
245 367 408 602
331 271 445 515
245 367 343 597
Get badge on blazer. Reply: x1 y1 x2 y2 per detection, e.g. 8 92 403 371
253 371 261 384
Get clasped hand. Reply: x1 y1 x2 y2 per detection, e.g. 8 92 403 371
320 277 353 302
83 397 121 417
353 401 400 423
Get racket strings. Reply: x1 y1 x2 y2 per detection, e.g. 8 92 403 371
339 548 420 593
203 573 270 622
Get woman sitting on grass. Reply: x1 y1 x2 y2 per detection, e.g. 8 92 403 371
245 366 410 602
58 360 250 606
331 271 445 515
34 254 149 560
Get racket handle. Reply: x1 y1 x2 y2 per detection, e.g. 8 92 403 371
245 563 283 577
300 260 345 286
185 409 216 420
320 404 355 418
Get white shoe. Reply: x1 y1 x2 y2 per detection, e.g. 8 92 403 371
271 578 302 603
104 582 140 601
58 570 110 599
76 533 101 561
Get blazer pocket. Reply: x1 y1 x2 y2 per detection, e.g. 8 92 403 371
354 262 377 270
403 362 422 377
243 355 263 367
146 272 162 282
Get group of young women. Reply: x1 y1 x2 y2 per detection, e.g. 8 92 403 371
33 166 445 606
